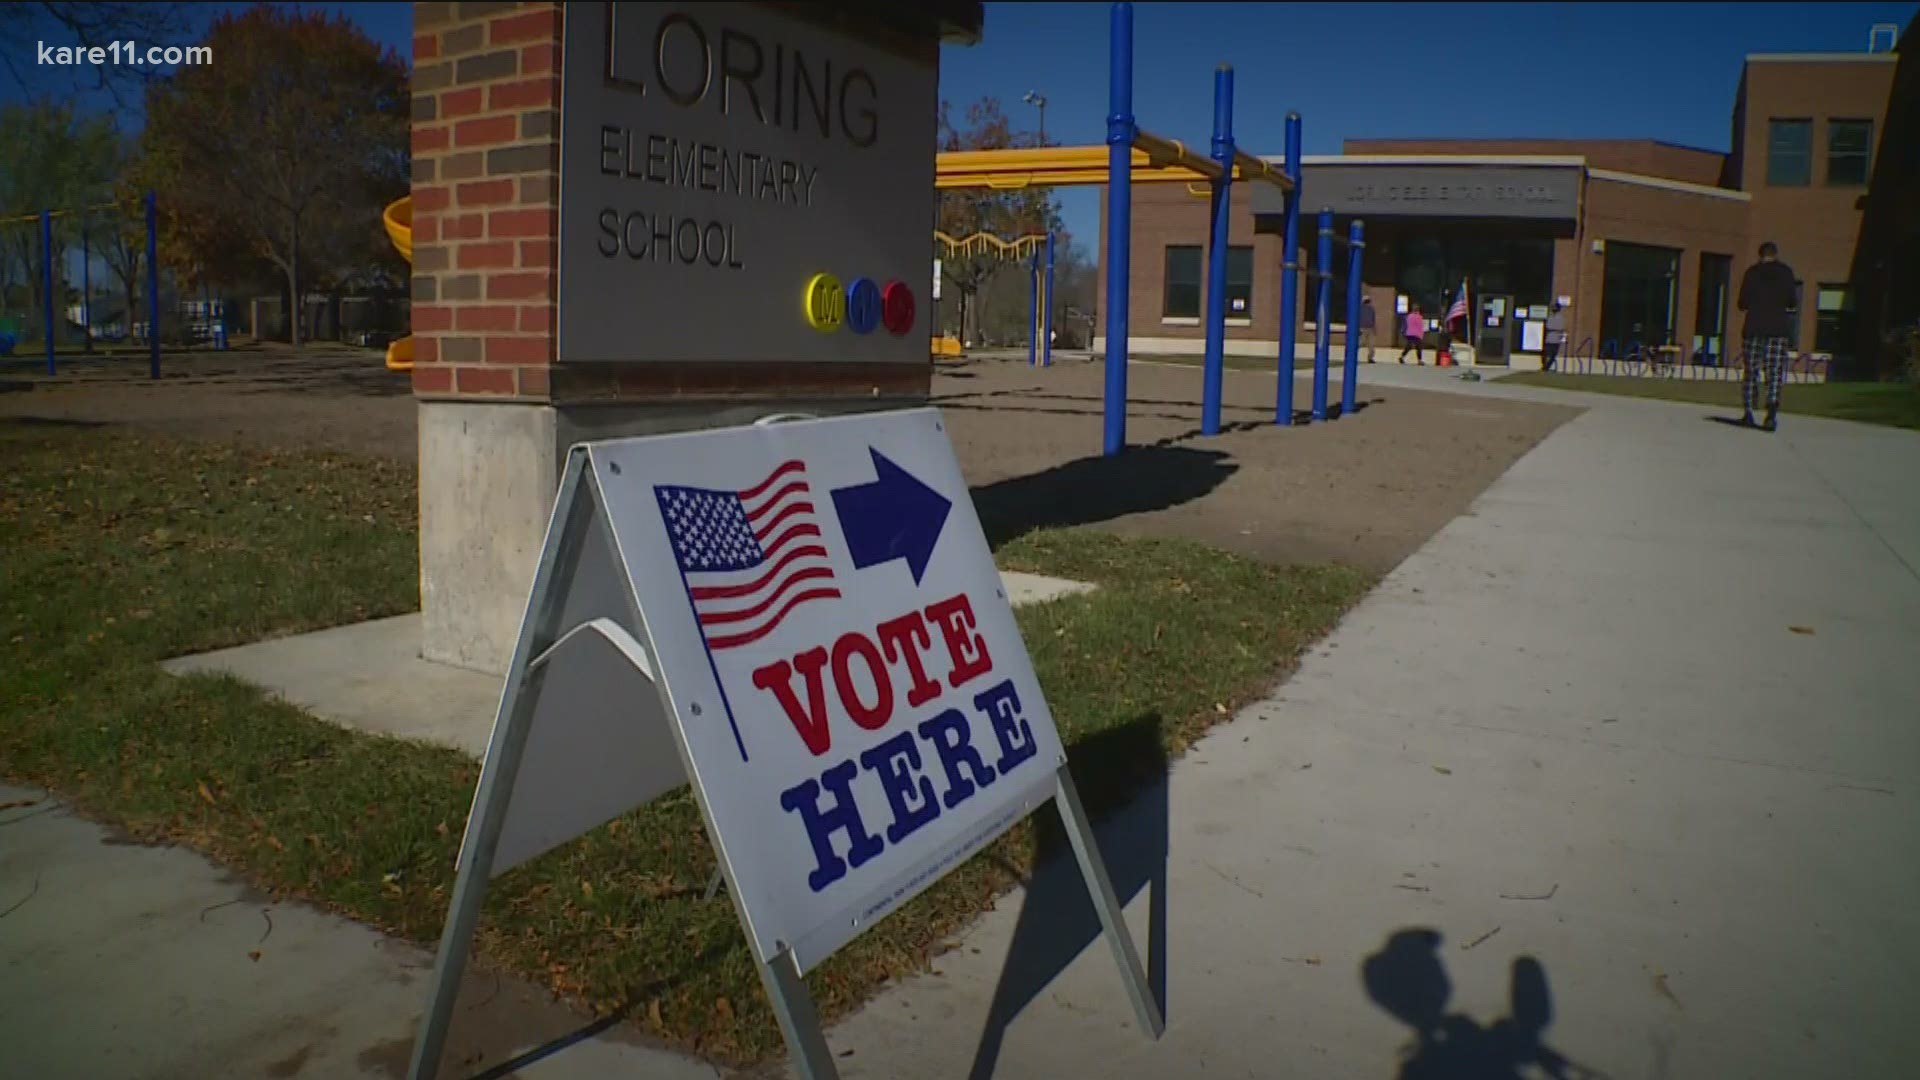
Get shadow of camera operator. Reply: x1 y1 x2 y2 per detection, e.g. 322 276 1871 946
1361 928 1605 1080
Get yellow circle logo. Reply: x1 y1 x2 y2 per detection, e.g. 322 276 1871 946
803 272 845 333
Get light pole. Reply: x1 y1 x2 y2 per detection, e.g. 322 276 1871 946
1022 89 1048 144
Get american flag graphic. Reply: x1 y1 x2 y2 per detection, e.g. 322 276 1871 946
1446 279 1471 328
655 460 842 652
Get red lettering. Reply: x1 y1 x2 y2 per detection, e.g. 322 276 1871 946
875 611 942 708
751 647 833 756
924 592 992 689
831 631 894 731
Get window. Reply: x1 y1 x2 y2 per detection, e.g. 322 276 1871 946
1164 244 1254 321
1814 283 1854 356
1599 241 1680 354
1226 245 1253 320
1693 253 1732 363
1163 245 1201 319
1766 119 1812 186
1826 119 1873 185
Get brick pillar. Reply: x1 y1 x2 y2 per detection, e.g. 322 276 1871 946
405 1 941 674
411 1 559 403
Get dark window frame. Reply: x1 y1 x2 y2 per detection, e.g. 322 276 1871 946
1766 118 1813 187
1825 118 1873 186
1163 244 1203 319
1225 245 1254 321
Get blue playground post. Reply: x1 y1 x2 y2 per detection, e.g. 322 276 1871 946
1199 64 1234 437
1042 231 1055 367
41 210 55 376
1274 113 1302 426
1102 1 1135 456
1311 208 1333 422
1340 219 1365 417
1027 244 1039 367
145 190 160 380
82 223 93 355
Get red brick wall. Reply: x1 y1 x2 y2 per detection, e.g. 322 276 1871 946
1580 176 1750 352
1732 58 1897 352
410 1 561 401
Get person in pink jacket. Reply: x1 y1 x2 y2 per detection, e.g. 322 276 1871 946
1397 306 1427 364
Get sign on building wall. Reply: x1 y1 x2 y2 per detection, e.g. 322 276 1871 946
1251 164 1582 221
558 3 937 364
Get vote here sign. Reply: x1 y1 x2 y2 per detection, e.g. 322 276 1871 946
592 409 1065 970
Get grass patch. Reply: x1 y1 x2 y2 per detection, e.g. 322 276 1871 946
0 423 1370 1064
1499 372 1920 431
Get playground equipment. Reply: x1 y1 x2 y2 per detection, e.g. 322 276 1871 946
382 197 413 372
0 194 163 378
1278 207 1368 424
934 1 1297 456
931 230 1056 366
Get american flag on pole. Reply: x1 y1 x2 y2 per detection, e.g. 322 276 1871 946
655 460 842 652
1446 278 1471 329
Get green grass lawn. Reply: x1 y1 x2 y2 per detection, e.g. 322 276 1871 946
1500 372 1920 431
0 423 1371 1064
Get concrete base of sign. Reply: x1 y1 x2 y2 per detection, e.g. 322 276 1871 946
163 570 1096 758
418 398 932 675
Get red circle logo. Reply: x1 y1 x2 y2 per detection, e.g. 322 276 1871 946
880 281 916 336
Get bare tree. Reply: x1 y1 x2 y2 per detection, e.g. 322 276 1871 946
137 7 407 347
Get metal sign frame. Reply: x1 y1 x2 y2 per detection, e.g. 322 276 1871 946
407 429 1162 1080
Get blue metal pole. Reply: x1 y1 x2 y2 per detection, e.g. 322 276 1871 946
1028 245 1038 367
1341 219 1365 418
145 190 160 380
1102 1 1135 456
1043 231 1055 367
1311 208 1333 422
41 210 55 376
82 223 93 355
1200 64 1234 437
1275 112 1302 425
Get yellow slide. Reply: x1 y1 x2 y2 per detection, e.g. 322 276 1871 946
382 197 413 372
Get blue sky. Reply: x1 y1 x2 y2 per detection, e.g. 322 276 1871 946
10 2 1914 256
941 2 1916 252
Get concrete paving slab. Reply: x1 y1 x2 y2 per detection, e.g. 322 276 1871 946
161 570 1097 759
0 785 724 1080
813 388 1920 1078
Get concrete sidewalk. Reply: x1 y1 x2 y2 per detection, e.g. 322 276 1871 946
817 380 1920 1077
6 376 1916 1078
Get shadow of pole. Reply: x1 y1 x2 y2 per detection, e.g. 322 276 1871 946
966 717 1170 1080
968 445 1239 548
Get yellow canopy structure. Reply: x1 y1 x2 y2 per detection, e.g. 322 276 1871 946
935 134 1292 192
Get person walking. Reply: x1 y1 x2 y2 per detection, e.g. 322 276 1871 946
1397 305 1426 364
1736 241 1797 431
1542 302 1568 372
1359 296 1378 363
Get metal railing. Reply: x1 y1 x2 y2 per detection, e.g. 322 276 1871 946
1548 338 1831 384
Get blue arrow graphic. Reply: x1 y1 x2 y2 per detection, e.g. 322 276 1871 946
829 448 952 585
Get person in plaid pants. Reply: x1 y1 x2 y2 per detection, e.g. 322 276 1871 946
1736 241 1798 432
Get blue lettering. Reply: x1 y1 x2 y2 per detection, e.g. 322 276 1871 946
974 679 1037 775
916 708 996 808
858 729 941 843
779 759 884 892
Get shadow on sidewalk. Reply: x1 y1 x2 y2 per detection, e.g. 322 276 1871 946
1361 928 1608 1080
966 716 1171 1080
969 445 1237 548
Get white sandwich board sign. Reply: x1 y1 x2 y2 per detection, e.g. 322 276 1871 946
408 409 1160 1079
